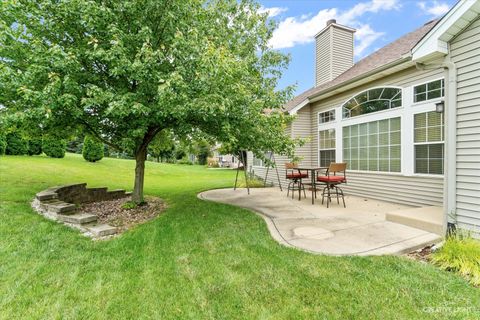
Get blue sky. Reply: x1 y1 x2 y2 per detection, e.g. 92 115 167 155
258 0 457 96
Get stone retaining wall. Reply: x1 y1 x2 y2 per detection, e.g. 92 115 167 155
36 183 130 204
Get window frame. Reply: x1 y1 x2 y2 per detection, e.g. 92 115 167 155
342 117 402 173
318 109 336 125
341 86 403 119
318 128 336 167
413 110 445 175
412 78 445 105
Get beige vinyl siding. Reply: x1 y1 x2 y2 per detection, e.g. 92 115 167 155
331 27 354 79
292 106 313 166
451 17 480 234
343 172 443 206
315 28 332 87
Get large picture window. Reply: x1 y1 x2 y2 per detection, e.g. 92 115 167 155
414 79 444 103
319 129 336 167
342 87 402 119
343 117 401 172
414 111 444 174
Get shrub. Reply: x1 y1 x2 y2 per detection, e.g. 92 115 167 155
177 157 193 165
5 132 28 155
121 201 138 210
237 177 266 188
27 138 43 155
0 135 6 155
82 135 104 162
207 157 219 168
42 136 66 158
431 233 480 286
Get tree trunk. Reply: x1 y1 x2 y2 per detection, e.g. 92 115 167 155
132 146 147 204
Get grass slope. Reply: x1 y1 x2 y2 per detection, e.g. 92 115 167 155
0 154 478 319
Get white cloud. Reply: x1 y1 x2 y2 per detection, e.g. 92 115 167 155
268 0 400 51
354 25 384 57
417 1 450 17
269 8 337 49
258 6 288 18
338 0 401 24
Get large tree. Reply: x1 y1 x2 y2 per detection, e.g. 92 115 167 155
0 0 298 203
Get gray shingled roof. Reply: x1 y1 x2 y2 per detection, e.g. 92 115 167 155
285 19 439 111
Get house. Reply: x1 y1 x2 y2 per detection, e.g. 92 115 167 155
212 145 240 168
248 0 480 237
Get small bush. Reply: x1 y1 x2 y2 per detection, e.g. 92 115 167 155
121 201 138 210
237 177 266 188
5 132 28 155
27 138 43 156
177 157 193 165
207 157 219 168
0 135 6 155
82 135 104 162
431 234 480 286
42 137 66 158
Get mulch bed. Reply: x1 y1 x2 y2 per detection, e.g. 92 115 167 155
80 196 167 233
406 244 435 263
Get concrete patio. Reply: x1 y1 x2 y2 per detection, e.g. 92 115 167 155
199 188 442 256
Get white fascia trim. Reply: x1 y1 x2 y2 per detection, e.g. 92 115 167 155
288 98 309 115
412 0 478 62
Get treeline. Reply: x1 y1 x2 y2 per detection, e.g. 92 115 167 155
1 128 213 165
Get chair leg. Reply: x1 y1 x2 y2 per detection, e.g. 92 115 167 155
338 186 346 208
336 186 339 204
321 186 327 204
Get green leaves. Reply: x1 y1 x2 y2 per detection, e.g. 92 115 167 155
1 0 298 197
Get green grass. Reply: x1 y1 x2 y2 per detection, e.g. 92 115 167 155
0 154 479 319
431 234 480 287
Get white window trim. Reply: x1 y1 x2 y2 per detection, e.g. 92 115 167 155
314 83 446 177
340 85 403 120
317 128 336 167
411 77 445 105
317 109 337 125
412 109 445 176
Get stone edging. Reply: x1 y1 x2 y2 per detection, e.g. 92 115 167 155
32 183 131 239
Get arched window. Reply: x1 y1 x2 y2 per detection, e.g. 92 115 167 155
342 87 402 119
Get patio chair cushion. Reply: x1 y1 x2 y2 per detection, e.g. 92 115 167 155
317 175 346 183
286 173 308 179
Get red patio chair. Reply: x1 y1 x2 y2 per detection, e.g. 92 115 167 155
285 163 308 200
316 162 347 208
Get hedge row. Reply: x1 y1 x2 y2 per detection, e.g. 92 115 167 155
0 133 66 158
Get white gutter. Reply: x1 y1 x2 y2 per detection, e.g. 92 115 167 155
415 56 457 236
443 55 457 234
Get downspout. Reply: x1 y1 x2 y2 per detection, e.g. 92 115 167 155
415 56 457 236
442 55 457 236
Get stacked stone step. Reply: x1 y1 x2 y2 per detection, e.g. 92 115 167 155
34 184 124 238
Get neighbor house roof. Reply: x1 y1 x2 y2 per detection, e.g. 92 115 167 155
285 19 439 112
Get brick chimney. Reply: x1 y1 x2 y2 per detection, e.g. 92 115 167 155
315 19 356 87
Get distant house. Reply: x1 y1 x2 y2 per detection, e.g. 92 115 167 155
248 0 480 237
212 146 239 168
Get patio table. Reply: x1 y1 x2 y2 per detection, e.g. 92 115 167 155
295 166 328 204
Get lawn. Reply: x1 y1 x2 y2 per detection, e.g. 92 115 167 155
0 154 479 319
